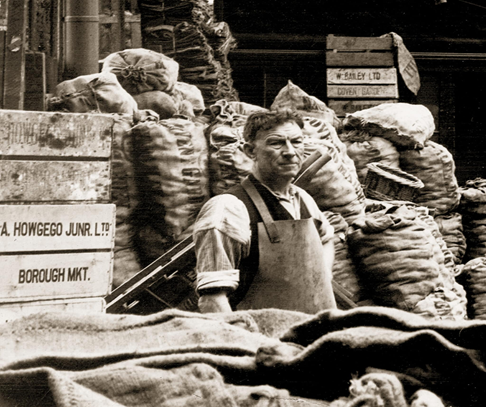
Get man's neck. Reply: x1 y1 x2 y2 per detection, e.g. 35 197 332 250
251 171 293 198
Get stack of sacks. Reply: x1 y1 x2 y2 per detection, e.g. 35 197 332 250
347 204 442 313
48 75 143 289
271 81 365 205
342 135 400 185
303 140 365 224
459 178 486 262
129 116 210 266
48 71 139 116
140 0 239 105
110 116 145 287
206 99 267 195
459 258 486 319
340 103 435 150
409 205 467 320
400 140 461 216
323 211 371 306
434 212 467 265
102 48 203 118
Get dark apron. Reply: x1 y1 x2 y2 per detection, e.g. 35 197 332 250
236 178 336 314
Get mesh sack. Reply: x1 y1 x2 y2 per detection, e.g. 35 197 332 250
303 140 365 224
302 116 365 203
345 136 400 184
341 103 435 150
102 48 179 95
434 212 467 264
399 140 460 215
347 205 441 311
271 80 340 128
130 117 210 265
111 115 142 287
461 257 486 319
207 100 267 195
323 211 369 304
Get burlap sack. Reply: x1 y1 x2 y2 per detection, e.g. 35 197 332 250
49 72 139 115
207 100 267 195
130 117 210 265
345 136 400 184
434 212 467 264
132 91 180 119
303 140 365 224
111 116 142 288
323 211 368 304
461 257 486 319
175 81 206 115
400 140 460 215
102 48 179 95
271 80 340 128
302 116 365 203
348 206 441 311
341 103 435 150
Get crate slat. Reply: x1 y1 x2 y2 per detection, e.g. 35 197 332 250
326 51 395 67
326 35 393 51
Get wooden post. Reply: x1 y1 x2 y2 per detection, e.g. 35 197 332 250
3 0 28 110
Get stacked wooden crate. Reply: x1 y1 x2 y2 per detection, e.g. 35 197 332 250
0 110 116 322
326 35 399 118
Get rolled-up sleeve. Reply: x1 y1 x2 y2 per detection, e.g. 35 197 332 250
193 194 251 293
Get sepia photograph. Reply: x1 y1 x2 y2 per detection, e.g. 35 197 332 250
0 0 485 405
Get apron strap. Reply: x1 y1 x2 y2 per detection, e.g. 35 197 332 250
241 177 281 243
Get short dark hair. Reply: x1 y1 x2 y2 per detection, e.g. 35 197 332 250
243 110 304 143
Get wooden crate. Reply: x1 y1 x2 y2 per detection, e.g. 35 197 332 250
0 110 116 307
326 35 399 117
0 297 106 323
0 110 113 202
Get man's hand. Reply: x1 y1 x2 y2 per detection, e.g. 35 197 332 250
198 291 233 313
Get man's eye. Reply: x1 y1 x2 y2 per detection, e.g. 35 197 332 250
292 139 304 146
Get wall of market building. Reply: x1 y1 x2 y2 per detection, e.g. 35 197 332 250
215 0 486 184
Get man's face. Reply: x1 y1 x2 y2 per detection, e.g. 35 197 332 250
245 121 305 183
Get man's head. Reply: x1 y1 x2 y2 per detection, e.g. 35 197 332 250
243 110 306 189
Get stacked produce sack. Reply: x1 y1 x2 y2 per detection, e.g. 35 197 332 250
48 73 147 288
347 203 466 319
459 179 486 261
323 211 371 306
206 99 267 195
458 258 486 319
48 71 139 116
102 48 205 118
140 0 239 105
434 212 467 265
129 116 210 266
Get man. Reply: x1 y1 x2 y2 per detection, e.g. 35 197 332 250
194 110 337 313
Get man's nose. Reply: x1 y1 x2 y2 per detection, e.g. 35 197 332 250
282 140 296 155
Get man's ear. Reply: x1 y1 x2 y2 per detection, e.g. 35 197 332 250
243 142 256 160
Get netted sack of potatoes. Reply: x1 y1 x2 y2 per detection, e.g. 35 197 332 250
206 99 267 195
129 116 210 265
347 205 441 312
460 179 486 262
461 257 486 319
399 140 461 215
434 212 467 265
